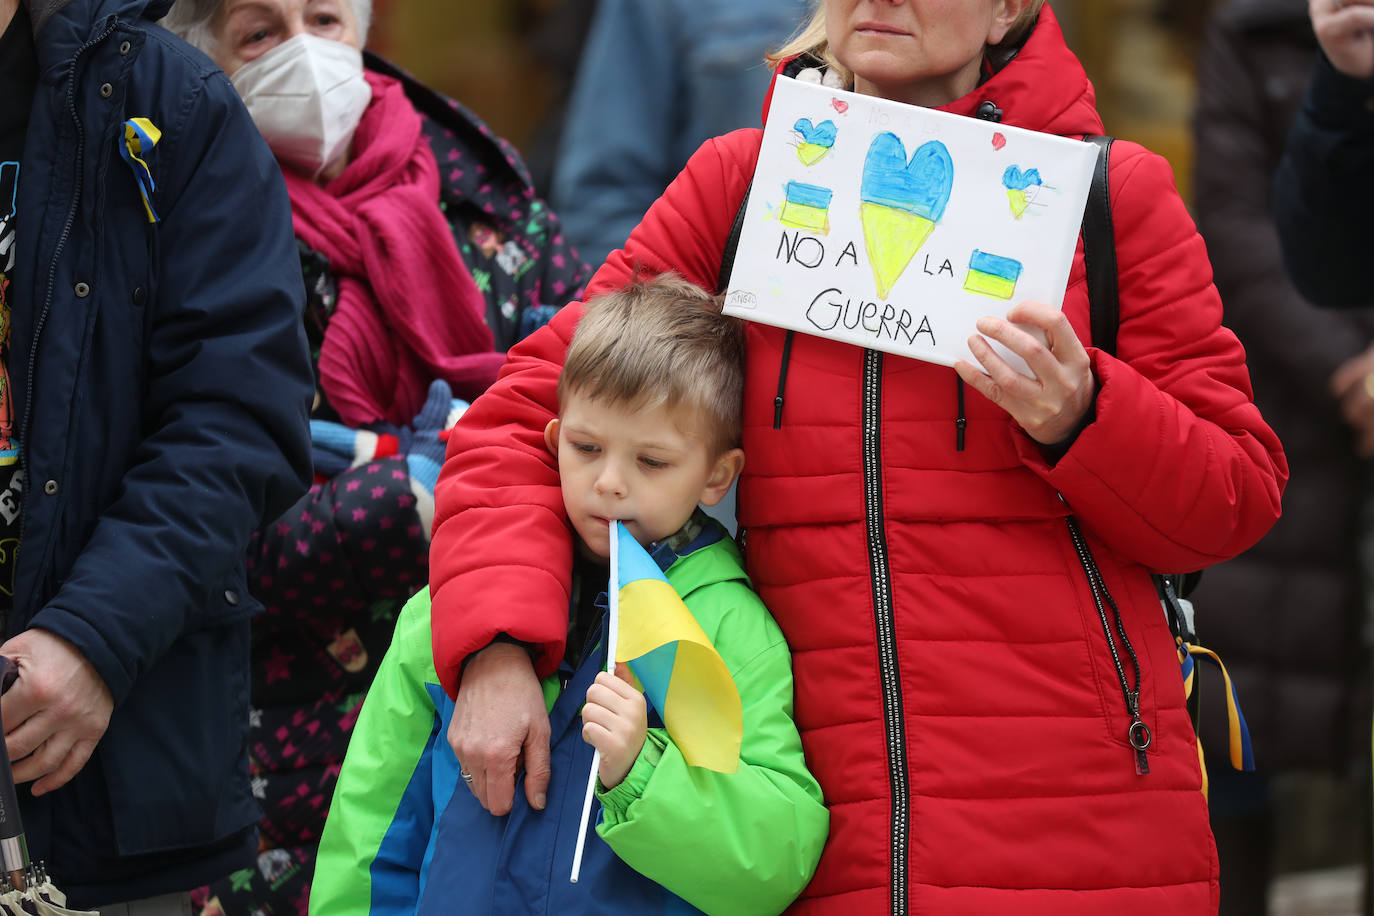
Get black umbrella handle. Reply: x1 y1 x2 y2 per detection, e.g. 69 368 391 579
0 656 28 889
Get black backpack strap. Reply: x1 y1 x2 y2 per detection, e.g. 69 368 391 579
1081 135 1118 357
717 179 754 295
1079 137 1206 645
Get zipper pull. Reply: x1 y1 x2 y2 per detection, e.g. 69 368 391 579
1127 690 1151 775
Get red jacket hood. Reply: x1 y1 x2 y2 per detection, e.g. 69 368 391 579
761 4 1103 139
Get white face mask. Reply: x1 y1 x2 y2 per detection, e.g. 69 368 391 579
231 34 373 177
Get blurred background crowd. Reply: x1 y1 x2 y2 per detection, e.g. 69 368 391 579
178 0 1371 914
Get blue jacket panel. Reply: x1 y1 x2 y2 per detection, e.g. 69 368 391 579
415 618 701 916
364 682 460 916
11 0 312 904
550 0 805 266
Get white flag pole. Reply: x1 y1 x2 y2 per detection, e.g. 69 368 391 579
571 520 621 883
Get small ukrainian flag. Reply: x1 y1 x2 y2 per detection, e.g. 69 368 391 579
611 521 742 773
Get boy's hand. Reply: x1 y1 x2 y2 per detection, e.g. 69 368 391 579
582 664 647 789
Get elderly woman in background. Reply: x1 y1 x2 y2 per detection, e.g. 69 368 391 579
162 0 591 912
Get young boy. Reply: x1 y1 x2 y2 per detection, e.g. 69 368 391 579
310 274 827 916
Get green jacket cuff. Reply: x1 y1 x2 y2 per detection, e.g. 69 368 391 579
596 728 667 825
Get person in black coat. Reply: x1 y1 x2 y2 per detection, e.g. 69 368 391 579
1195 1 1373 911
0 0 312 907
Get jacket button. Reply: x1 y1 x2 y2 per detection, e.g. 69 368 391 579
224 589 240 606
975 100 1003 122
43 479 58 496
132 285 146 306
74 282 90 298
99 82 113 99
119 40 131 55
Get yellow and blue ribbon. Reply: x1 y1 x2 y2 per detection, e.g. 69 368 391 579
119 118 161 224
1178 638 1254 800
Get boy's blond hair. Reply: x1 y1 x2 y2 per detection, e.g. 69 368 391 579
560 273 745 455
766 0 1046 89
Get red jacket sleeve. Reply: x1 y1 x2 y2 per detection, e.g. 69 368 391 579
429 131 761 696
1017 143 1288 571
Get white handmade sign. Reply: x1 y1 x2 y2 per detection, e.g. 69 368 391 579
723 76 1097 372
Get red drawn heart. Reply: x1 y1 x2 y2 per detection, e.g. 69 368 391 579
992 132 1007 150
831 98 849 114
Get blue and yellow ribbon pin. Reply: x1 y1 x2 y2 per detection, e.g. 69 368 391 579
119 117 161 224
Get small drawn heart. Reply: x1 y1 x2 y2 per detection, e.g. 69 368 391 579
1002 165 1043 191
992 132 1007 150
793 118 838 146
831 98 849 114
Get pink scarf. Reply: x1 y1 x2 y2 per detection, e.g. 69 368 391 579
284 71 505 427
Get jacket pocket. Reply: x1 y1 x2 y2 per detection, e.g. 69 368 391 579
100 616 257 856
1063 517 1155 775
188 564 262 633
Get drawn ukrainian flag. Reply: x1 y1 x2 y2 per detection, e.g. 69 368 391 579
963 249 1024 300
611 521 742 773
779 180 834 234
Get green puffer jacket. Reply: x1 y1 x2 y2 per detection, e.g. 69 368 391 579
313 516 828 916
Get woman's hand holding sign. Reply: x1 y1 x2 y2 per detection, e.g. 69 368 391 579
954 301 1095 448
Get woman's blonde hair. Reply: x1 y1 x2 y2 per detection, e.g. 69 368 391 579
559 273 745 455
765 0 1046 88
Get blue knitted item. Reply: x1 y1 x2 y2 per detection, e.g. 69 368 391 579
310 419 364 477
406 380 457 496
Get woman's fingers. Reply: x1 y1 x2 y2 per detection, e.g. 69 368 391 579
1006 303 1090 369
966 330 1034 395
973 316 1056 384
959 303 1095 446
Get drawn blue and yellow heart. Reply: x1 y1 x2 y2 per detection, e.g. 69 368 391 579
1002 165 1043 219
860 132 954 300
792 118 838 166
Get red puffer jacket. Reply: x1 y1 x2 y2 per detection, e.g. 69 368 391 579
430 7 1286 914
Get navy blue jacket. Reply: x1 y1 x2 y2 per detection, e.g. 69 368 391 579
10 0 312 904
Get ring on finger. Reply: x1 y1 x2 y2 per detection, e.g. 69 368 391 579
460 770 474 782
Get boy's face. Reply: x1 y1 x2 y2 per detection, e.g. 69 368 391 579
545 392 743 562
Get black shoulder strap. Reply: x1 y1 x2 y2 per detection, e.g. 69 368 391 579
1079 136 1204 608
717 179 754 295
1081 135 1118 356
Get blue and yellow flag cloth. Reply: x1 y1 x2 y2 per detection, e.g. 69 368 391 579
1178 638 1254 800
611 521 742 773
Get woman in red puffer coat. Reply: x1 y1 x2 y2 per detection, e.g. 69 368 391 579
429 2 1286 913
